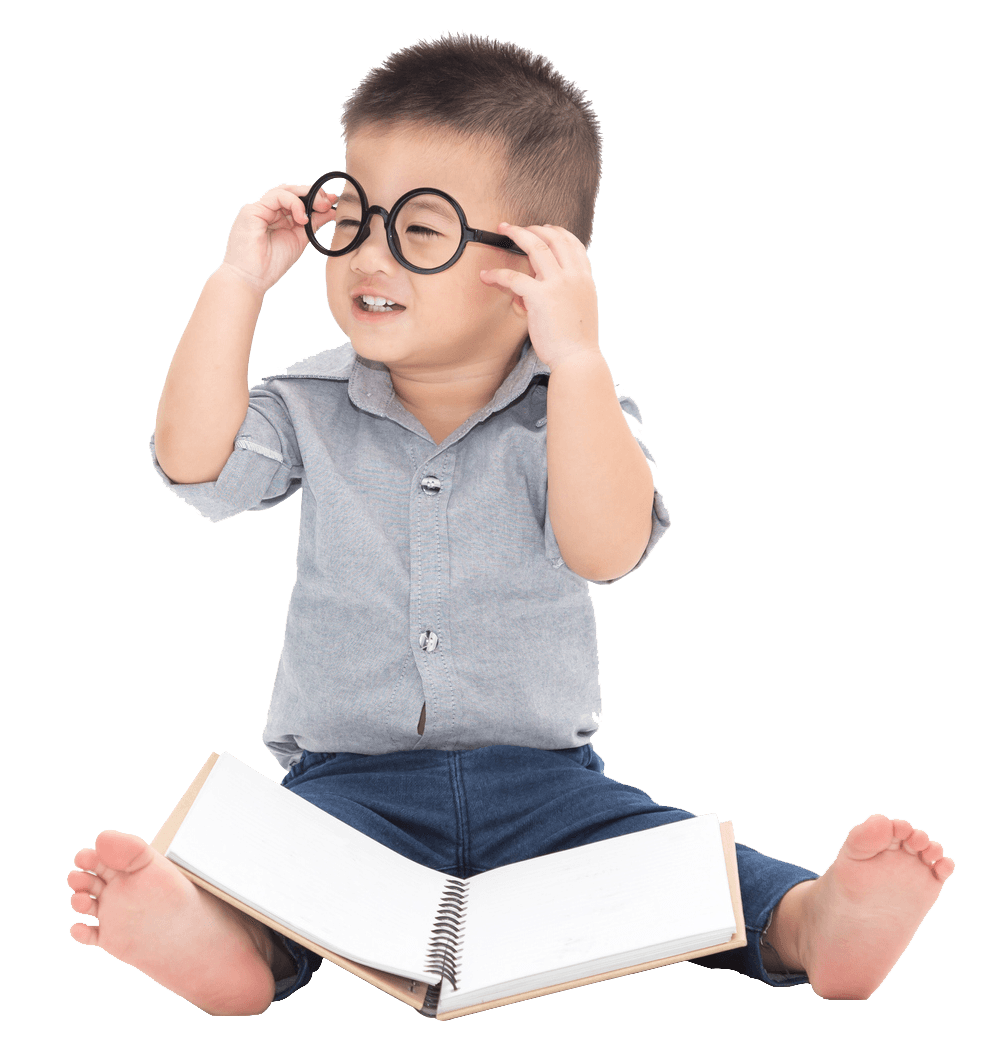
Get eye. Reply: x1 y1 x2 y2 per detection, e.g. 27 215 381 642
336 219 360 230
405 225 442 238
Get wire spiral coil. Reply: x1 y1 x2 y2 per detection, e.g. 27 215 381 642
424 877 468 992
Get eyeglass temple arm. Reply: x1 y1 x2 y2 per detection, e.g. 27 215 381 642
473 230 526 256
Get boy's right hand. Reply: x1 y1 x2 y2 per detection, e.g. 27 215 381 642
220 184 336 293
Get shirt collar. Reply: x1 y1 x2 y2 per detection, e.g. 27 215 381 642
264 339 550 422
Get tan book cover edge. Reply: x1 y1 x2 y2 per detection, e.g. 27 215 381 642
150 753 428 1011
436 819 747 1019
152 753 746 1020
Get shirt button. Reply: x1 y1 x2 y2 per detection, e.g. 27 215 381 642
419 630 439 652
420 476 441 495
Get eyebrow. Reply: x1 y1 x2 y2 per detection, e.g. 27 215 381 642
336 190 458 223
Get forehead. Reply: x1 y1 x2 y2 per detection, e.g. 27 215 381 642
344 124 505 217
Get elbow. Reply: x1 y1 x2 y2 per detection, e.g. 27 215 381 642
563 521 653 582
154 433 228 485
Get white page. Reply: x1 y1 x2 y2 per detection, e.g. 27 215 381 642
166 753 447 983
453 814 735 999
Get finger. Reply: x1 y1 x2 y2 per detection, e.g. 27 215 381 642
299 188 336 214
496 223 561 277
259 195 304 231
480 267 536 299
307 189 337 233
533 224 590 271
272 187 311 220
293 191 337 235
539 224 583 246
261 186 313 228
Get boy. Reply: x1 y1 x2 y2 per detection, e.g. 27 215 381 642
68 35 953 1015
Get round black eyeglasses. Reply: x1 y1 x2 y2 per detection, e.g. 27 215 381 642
298 172 526 275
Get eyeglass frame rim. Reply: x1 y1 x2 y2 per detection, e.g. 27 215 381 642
298 171 527 275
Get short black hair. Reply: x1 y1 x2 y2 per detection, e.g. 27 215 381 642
341 34 602 247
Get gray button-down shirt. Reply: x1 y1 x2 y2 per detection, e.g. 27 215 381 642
150 340 669 767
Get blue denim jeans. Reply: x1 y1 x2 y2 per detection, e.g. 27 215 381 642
269 745 818 1003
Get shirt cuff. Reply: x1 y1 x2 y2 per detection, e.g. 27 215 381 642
149 434 288 522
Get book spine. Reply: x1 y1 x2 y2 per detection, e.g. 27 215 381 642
423 876 468 998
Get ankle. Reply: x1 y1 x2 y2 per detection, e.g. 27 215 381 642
763 880 816 974
229 903 297 982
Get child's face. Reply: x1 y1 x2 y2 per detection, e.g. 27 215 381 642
325 124 532 369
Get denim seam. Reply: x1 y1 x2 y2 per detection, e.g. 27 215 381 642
447 752 470 879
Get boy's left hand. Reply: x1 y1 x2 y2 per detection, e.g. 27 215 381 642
479 223 600 370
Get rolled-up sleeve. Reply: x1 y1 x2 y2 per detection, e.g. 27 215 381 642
588 393 670 585
150 385 304 523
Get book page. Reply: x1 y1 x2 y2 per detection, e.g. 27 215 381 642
165 753 447 983
454 814 735 999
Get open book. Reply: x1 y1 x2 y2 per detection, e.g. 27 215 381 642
152 753 746 1019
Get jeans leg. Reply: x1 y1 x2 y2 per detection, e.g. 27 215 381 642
269 752 331 1000
693 841 818 986
270 929 324 1001
457 746 821 989
270 748 461 1001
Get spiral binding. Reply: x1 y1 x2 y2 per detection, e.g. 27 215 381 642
423 876 468 996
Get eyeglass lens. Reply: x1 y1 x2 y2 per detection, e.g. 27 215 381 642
313 175 464 270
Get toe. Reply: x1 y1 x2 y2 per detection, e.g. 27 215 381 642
68 870 105 896
70 922 99 946
74 847 98 871
920 840 944 865
93 830 155 874
892 819 913 842
71 890 98 916
903 829 930 854
845 814 895 859
933 856 955 882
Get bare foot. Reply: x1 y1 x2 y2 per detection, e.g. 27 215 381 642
69 830 292 1014
768 814 955 999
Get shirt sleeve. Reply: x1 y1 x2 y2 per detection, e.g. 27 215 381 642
544 390 670 585
149 383 304 523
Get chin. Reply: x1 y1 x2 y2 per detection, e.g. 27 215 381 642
346 333 406 363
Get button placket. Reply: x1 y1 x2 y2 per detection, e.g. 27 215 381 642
418 478 441 656
410 452 453 744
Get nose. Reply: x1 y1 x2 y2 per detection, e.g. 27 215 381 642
349 206 396 274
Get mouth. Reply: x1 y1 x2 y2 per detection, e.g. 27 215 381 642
355 294 406 313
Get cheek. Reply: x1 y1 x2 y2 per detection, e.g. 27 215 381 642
324 259 351 324
326 261 349 309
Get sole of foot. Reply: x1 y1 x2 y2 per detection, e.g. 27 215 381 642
69 830 279 1015
799 814 954 999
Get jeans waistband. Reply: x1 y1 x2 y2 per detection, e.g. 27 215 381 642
287 743 603 782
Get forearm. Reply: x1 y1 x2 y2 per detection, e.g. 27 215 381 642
154 265 263 484
546 352 655 581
